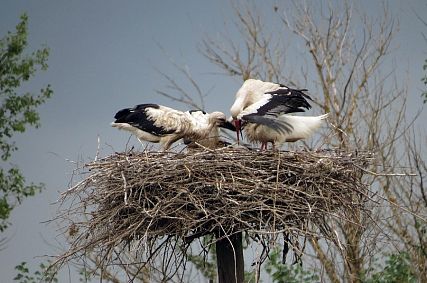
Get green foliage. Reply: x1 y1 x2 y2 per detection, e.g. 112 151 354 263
363 252 417 283
187 252 217 281
0 13 52 231
186 235 218 281
265 247 319 283
422 59 427 103
78 268 93 282
14 262 58 283
244 269 258 283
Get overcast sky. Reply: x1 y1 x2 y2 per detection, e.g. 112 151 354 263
1 0 426 282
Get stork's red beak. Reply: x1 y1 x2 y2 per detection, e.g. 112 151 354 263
233 119 242 145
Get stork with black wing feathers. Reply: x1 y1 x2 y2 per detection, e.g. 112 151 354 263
230 79 328 150
112 104 235 151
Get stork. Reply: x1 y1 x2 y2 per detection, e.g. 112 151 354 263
183 110 235 149
230 79 312 144
111 104 233 151
230 79 327 149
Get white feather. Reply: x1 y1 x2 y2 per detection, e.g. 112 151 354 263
230 79 327 148
237 94 273 118
230 79 282 118
244 113 329 145
145 106 189 133
112 106 227 151
111 122 160 143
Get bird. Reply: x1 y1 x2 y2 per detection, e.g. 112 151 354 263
183 110 235 149
230 79 312 144
230 79 328 149
111 104 234 151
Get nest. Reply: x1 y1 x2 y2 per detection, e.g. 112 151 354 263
55 148 374 273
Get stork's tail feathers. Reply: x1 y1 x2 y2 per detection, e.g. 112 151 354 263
110 122 132 131
279 113 329 141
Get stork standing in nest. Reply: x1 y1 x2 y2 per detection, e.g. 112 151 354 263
112 104 234 151
183 110 235 149
230 79 328 150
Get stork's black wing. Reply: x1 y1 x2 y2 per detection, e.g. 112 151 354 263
266 86 312 101
252 93 311 117
240 94 311 134
113 104 175 136
242 114 294 134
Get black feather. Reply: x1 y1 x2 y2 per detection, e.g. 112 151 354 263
114 108 131 120
242 115 294 134
113 104 175 136
253 94 311 118
266 87 312 101
219 120 236 131
188 109 207 115
240 94 311 133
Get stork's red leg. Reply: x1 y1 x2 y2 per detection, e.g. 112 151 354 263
260 142 267 151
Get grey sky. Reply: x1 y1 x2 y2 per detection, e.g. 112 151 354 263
1 0 426 281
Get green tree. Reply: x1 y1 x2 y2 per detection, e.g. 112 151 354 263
0 13 52 232
363 252 417 283
14 262 58 283
265 247 319 283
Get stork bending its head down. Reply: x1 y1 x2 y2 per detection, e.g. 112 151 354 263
183 110 235 149
112 104 234 151
230 79 327 149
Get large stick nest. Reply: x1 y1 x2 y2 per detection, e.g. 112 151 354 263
56 148 374 270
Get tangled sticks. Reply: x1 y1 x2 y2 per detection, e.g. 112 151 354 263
55 148 373 275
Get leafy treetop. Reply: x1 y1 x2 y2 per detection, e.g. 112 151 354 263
0 13 52 232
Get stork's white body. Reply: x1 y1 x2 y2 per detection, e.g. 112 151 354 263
112 104 229 150
184 110 224 149
230 79 327 148
244 113 329 146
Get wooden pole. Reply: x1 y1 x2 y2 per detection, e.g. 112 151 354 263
216 231 244 283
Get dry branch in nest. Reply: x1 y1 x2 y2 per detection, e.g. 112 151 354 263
54 148 374 277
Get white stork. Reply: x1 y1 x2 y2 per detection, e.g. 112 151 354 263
230 79 327 149
111 104 234 151
183 110 235 149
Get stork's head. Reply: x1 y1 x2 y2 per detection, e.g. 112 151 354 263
208 112 236 142
207 112 232 129
208 112 226 126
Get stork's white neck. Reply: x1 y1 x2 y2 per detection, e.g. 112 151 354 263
230 95 246 118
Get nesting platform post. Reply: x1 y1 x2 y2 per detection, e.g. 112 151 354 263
216 231 244 283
